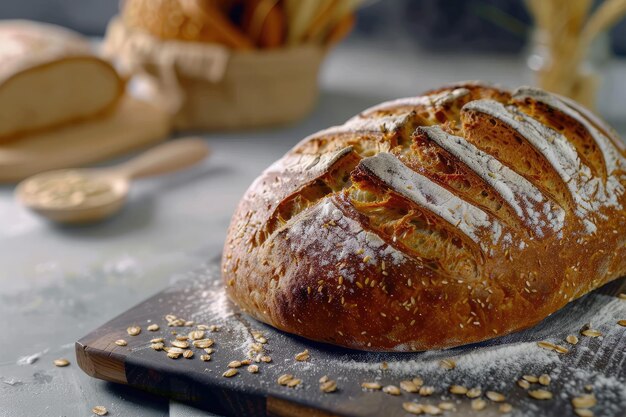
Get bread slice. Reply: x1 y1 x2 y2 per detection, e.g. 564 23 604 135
0 20 124 141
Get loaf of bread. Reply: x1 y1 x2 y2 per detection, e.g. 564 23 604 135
0 20 124 141
222 82 626 351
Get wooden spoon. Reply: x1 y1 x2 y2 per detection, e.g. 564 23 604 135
16 137 210 224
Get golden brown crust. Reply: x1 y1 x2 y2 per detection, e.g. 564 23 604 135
222 83 626 351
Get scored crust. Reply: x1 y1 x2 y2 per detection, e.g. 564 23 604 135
222 82 626 351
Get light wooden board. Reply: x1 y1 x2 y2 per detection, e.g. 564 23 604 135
76 262 626 417
0 95 171 182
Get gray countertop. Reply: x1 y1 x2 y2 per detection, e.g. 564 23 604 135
1 43 625 417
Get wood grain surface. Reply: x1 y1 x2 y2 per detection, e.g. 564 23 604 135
76 262 626 417
0 95 170 182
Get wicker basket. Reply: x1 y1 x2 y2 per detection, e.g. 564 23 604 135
103 17 324 131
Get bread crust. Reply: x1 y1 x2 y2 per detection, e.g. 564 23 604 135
222 83 626 351
0 20 124 142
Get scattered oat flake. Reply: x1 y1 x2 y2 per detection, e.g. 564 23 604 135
438 402 454 411
517 379 530 389
537 341 568 353
150 338 164 343
114 339 127 347
566 335 579 345
188 330 205 340
538 374 551 386
361 381 382 390
294 349 310 361
319 375 329 384
228 360 242 368
419 386 434 396
175 335 188 341
127 326 141 336
167 352 181 359
147 324 159 331
617 320 626 327
499 403 513 413
528 389 553 400
200 355 211 362
247 364 259 373
471 398 487 411
320 379 337 393
523 375 538 383
466 387 482 398
581 329 602 337
260 355 272 363
486 391 505 402
439 359 456 370
450 385 468 394
574 409 594 417
402 402 423 415
151 342 164 351
171 340 189 349
53 358 70 367
278 374 295 386
183 350 193 359
223 369 238 378
400 380 419 393
286 378 302 388
383 385 401 395
572 394 596 409
422 404 442 415
193 339 214 349
92 405 107 416
412 377 424 387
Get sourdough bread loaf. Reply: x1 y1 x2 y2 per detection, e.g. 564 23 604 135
0 21 124 141
222 82 626 351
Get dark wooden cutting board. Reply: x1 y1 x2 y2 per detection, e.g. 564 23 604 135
76 262 626 417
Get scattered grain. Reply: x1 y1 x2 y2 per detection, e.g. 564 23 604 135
449 385 468 395
53 358 70 367
222 368 238 378
574 409 594 417
439 359 456 370
486 391 505 402
278 374 295 386
412 377 424 387
260 355 272 363
183 350 193 359
566 335 579 345
150 338 164 343
580 329 602 338
114 339 127 347
92 405 107 416
320 379 337 393
528 389 553 400
400 380 419 393
383 385 401 395
517 379 530 389
171 340 189 349
295 349 310 362
471 399 487 411
361 381 382 390
192 339 214 349
438 402 454 411
538 374 551 386
402 402 423 415
499 403 513 413
422 404 442 415
522 375 538 383
617 320 626 327
127 326 141 336
188 330 205 340
228 360 242 368
571 394 596 409
151 342 164 351
147 324 159 331
200 354 211 362
419 386 434 396
466 387 482 398
286 378 302 388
